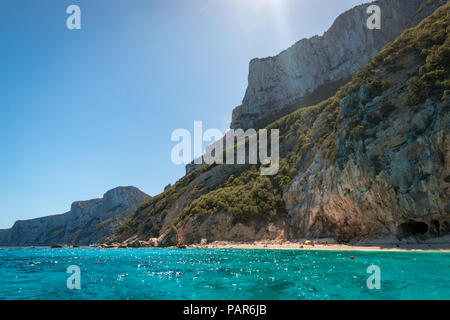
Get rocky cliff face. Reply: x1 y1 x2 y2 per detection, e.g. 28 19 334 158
231 0 447 130
111 1 449 246
284 81 449 242
0 186 150 246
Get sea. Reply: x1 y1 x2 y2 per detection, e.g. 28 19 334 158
0 247 448 300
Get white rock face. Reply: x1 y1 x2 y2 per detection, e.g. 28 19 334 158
231 0 446 129
0 186 150 246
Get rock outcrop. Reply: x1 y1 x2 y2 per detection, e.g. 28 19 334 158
285 94 449 242
231 0 447 130
109 1 450 246
0 186 150 246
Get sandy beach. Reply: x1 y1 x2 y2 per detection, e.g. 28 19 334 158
186 239 450 252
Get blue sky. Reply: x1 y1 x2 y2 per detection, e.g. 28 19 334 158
0 0 365 228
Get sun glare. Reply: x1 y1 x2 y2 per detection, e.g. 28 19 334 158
251 0 293 49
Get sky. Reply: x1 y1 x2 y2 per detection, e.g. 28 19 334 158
0 0 366 228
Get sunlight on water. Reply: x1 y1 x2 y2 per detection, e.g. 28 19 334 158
0 248 449 300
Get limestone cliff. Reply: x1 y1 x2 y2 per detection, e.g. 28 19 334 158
111 1 449 245
231 0 447 130
0 186 150 246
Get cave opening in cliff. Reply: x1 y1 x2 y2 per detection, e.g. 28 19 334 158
431 220 440 237
399 221 429 237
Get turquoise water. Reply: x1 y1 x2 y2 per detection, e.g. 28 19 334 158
0 247 449 300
